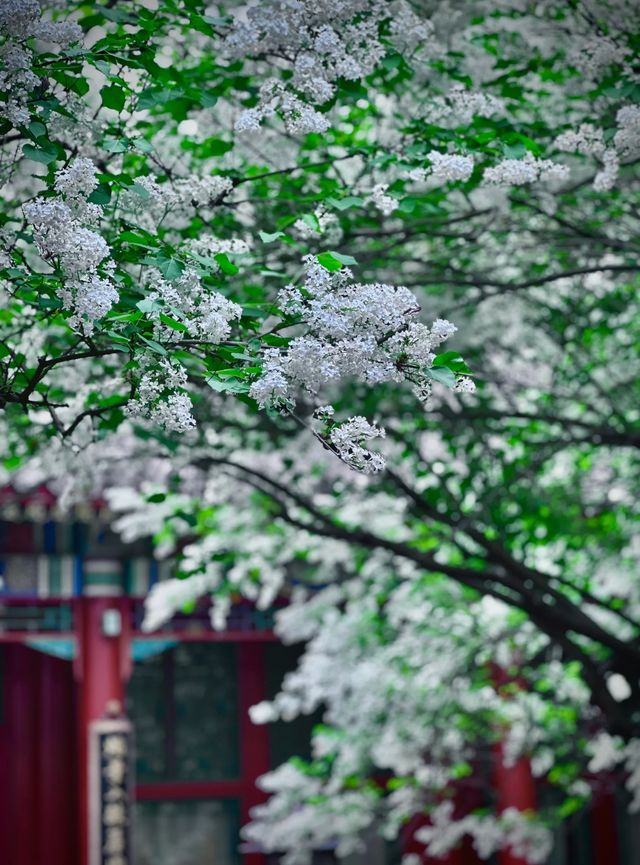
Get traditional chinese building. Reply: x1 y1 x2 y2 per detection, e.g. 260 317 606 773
0 486 637 865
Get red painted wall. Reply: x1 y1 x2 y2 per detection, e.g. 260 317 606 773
0 644 78 865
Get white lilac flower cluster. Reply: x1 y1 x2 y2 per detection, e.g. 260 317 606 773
143 571 219 634
330 416 386 474
554 124 617 191
189 236 250 258
132 173 233 223
243 763 378 865
592 150 620 193
555 107 640 192
23 158 118 334
371 183 398 216
0 0 83 126
126 358 196 434
292 209 342 244
423 84 503 126
134 491 297 629
235 80 331 136
586 732 640 812
54 157 103 221
143 267 242 345
249 256 458 412
554 123 606 157
591 105 640 191
613 105 640 160
453 377 476 394
388 0 435 54
415 802 552 864
483 152 570 186
242 575 561 865
227 0 433 134
313 407 386 473
568 35 632 79
0 41 38 126
407 150 475 184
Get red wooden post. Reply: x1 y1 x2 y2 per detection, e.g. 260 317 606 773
6 645 40 865
400 813 427 862
493 744 536 865
590 787 620 865
75 594 132 865
238 642 270 865
37 652 78 865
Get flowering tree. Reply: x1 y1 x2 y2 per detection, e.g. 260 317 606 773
1 1 640 863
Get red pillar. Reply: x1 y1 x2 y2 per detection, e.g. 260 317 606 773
493 744 536 865
6 645 40 865
590 788 620 865
38 652 78 865
0 645 78 865
75 596 132 865
238 643 270 865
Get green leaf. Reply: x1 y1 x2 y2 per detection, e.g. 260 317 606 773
122 231 157 247
433 351 464 366
137 88 169 110
139 335 168 355
131 137 153 153
317 251 358 271
259 230 286 243
97 393 128 409
203 137 233 156
143 254 184 280
199 92 218 108
215 253 239 275
136 298 161 313
159 313 189 333
87 183 111 205
329 251 358 265
302 213 321 232
22 143 58 165
49 70 90 97
92 59 111 76
28 121 46 138
426 367 457 388
501 142 528 159
101 6 137 22
432 352 472 374
326 196 365 210
317 252 343 271
206 375 250 393
101 84 127 112
451 762 473 779
215 367 260 378
398 198 417 214
203 14 232 25
103 138 128 153
130 182 151 199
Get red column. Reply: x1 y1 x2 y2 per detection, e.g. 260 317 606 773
37 652 78 865
0 645 79 865
238 643 270 865
590 788 620 865
493 744 536 865
75 596 132 865
5 645 40 865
